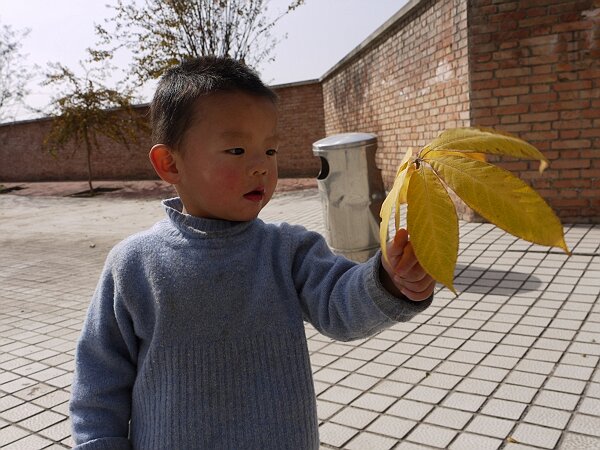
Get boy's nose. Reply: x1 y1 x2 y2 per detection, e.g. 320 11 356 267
250 157 269 176
253 167 268 175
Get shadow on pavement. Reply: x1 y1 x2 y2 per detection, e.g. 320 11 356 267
454 264 542 293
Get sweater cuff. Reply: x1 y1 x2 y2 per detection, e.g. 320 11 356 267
365 250 433 321
73 437 131 450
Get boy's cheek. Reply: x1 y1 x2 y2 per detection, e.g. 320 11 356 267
211 167 242 189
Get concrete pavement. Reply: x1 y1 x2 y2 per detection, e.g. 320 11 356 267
0 188 599 449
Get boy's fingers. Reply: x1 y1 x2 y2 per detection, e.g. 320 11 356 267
388 228 409 258
400 278 436 302
394 242 418 275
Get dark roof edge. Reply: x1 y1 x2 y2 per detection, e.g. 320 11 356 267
320 0 423 81
0 102 150 128
270 79 321 90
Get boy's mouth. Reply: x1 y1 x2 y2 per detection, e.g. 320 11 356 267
243 187 266 202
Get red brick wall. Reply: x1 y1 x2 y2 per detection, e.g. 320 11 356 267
469 0 600 222
0 109 156 182
0 81 324 182
322 0 471 187
274 81 324 178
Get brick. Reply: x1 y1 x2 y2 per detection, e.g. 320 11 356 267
521 112 560 123
520 15 559 28
552 198 589 208
554 80 593 91
494 104 529 115
560 130 582 139
521 73 559 84
550 100 591 111
522 131 558 141
493 86 530 96
553 21 594 33
532 84 551 93
553 119 592 130
550 140 592 150
582 108 600 119
495 67 531 78
499 96 518 105
554 179 590 188
520 92 558 103
551 159 591 170
530 103 551 112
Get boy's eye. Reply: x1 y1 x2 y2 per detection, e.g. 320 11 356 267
266 149 278 156
226 148 245 155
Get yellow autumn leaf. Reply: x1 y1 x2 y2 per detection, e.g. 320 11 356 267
380 127 569 296
407 165 459 294
397 164 415 206
422 127 548 173
425 151 570 253
379 150 413 263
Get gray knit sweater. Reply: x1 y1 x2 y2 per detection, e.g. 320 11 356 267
70 197 431 450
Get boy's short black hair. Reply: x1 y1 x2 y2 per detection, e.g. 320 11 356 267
150 56 278 149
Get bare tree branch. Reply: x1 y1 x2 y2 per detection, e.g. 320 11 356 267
87 0 305 86
0 20 32 123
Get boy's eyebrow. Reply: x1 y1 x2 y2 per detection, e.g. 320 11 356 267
220 130 280 141
220 130 250 138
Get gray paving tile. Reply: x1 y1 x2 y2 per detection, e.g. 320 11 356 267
386 399 433 421
553 363 595 380
316 400 344 421
404 386 448 404
318 422 357 447
442 392 487 412
493 384 538 402
367 415 416 440
406 423 457 448
481 398 527 420
351 393 396 412
338 373 379 391
512 423 562 448
568 414 600 437
579 397 600 416
345 432 396 450
524 405 571 429
330 406 378 429
504 371 546 388
534 390 580 411
544 376 586 394
313 368 348 384
449 433 502 450
423 406 472 430
466 414 515 439
318 384 363 405
560 432 600 449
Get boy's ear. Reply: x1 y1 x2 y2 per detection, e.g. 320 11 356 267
149 144 180 185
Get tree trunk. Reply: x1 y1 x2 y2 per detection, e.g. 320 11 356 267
83 128 94 195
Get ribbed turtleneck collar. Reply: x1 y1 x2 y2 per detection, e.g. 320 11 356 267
162 197 256 239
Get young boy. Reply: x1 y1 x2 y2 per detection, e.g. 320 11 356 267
70 56 435 449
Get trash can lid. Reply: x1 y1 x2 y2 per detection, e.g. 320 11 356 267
313 132 377 150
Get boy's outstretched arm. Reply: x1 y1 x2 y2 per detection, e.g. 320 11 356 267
290 225 433 342
380 229 436 301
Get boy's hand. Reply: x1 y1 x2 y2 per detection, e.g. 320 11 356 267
380 229 435 302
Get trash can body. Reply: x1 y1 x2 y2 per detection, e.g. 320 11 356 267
312 133 386 262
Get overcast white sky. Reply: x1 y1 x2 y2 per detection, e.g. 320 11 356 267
1 0 407 121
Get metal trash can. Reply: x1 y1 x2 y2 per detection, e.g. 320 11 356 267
312 133 386 262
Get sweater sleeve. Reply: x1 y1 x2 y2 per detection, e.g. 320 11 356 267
290 226 432 342
69 250 137 450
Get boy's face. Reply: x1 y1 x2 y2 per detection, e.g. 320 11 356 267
173 91 279 221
